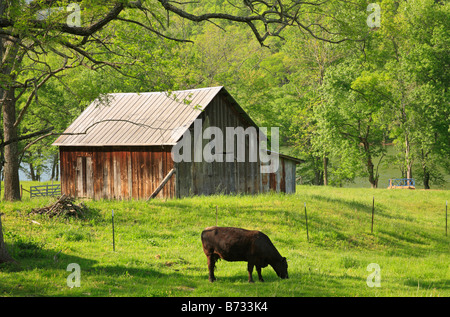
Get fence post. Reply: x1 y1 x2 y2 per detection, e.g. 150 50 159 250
371 196 375 234
304 202 309 242
112 210 115 252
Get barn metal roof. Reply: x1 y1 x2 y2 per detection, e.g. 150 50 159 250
53 86 228 146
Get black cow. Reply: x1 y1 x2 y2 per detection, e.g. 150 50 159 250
201 226 288 282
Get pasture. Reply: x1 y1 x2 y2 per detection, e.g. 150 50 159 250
0 184 448 297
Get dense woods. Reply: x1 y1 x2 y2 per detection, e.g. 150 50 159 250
0 0 449 201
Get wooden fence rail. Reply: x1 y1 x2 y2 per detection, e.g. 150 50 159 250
21 184 61 198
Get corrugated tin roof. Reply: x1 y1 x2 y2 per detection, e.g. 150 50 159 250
52 86 224 146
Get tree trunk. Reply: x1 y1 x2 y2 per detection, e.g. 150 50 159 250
56 156 59 181
0 214 16 264
323 155 328 186
367 156 378 189
314 171 323 185
313 156 324 185
29 162 36 181
363 139 378 189
51 153 59 180
423 171 430 190
2 88 21 201
1 34 21 201
421 149 430 189
405 134 413 180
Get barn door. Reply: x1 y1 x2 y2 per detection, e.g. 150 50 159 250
76 156 93 198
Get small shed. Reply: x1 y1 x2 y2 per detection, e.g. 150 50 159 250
52 86 302 200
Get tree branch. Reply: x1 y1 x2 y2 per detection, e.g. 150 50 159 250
14 63 75 129
1 3 125 37
115 17 193 43
1 127 54 148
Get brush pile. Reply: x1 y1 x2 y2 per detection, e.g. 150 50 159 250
30 195 87 218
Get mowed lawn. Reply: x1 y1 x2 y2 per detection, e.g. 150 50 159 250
0 184 448 297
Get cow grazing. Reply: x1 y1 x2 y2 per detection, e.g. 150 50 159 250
201 226 288 283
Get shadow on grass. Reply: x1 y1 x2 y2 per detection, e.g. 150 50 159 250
308 194 374 213
205 269 367 296
1 242 98 272
404 278 450 290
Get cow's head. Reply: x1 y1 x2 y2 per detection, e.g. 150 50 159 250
272 257 289 279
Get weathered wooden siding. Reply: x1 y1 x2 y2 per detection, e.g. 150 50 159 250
282 158 297 194
175 92 300 198
260 157 297 194
175 92 261 197
60 146 175 199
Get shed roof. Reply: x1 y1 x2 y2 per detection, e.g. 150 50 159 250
53 86 238 146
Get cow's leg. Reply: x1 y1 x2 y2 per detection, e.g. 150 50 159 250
207 254 217 282
256 266 264 282
247 262 255 283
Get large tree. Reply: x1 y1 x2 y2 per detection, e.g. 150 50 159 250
317 59 389 188
365 0 449 188
390 0 449 188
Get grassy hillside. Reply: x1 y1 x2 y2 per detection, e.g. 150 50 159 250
0 185 448 297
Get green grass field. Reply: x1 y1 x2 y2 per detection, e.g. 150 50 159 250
0 184 449 297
